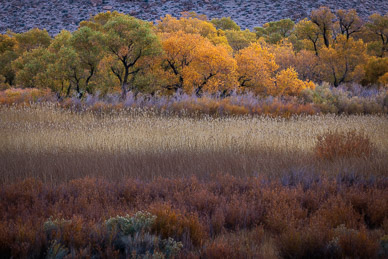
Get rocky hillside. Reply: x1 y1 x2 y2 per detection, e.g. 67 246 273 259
1 0 387 35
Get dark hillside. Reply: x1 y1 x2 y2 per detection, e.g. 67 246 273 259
1 0 387 35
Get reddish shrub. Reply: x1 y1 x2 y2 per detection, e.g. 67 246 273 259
314 130 375 160
335 225 379 258
277 224 331 259
316 196 361 229
0 176 387 257
202 227 265 259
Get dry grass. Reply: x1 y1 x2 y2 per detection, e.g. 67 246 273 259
0 104 387 183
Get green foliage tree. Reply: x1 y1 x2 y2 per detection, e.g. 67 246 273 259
365 13 388 57
102 15 162 98
11 28 51 53
225 29 256 52
12 47 53 88
0 34 18 85
70 27 104 94
255 19 295 44
210 17 241 31
79 11 124 31
294 19 321 55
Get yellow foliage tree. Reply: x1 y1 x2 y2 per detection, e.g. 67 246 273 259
362 57 388 85
268 41 296 71
156 14 231 51
319 35 367 86
183 40 237 95
160 31 237 95
378 72 388 87
235 42 278 94
273 68 315 96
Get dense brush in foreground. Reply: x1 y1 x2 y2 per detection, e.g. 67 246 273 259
0 175 387 258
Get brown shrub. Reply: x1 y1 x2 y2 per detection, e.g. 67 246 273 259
277 224 331 259
334 225 380 259
316 195 361 229
150 204 207 247
314 130 375 160
202 227 265 259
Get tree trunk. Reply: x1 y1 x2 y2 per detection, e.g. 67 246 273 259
323 29 330 48
121 64 130 100
121 82 128 100
66 83 72 97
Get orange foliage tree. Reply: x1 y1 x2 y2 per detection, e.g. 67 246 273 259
235 42 278 94
156 13 231 51
160 31 237 96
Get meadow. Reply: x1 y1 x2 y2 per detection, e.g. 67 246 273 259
1 105 388 183
1 105 388 258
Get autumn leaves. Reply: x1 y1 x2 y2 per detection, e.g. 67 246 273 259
1 8 388 99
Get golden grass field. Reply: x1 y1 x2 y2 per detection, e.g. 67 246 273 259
1 105 388 183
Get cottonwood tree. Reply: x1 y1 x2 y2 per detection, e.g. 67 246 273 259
319 35 367 86
12 47 53 88
255 19 295 44
0 29 52 86
159 31 200 92
362 57 388 85
366 13 388 57
103 15 162 98
235 42 278 94
224 29 256 52
160 31 237 96
273 68 315 96
294 19 321 56
0 34 17 85
210 17 241 31
11 28 51 53
156 13 230 50
268 42 296 71
70 26 104 94
294 50 320 82
184 40 237 96
310 6 335 48
43 28 105 98
336 9 363 40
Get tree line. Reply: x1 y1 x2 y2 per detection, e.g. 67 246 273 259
0 7 387 99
